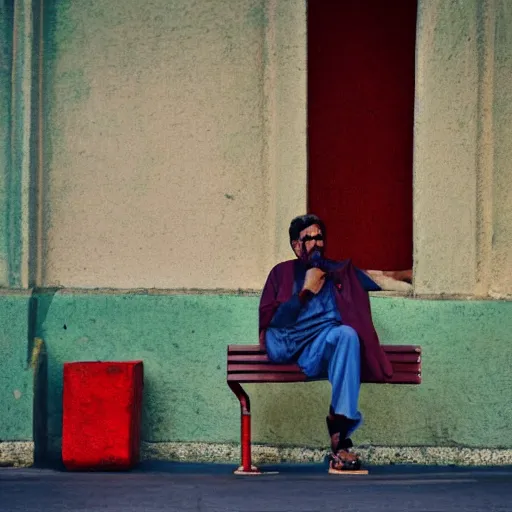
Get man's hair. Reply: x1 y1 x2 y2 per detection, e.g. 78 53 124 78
288 214 326 245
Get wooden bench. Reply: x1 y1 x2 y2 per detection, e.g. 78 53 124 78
227 344 422 474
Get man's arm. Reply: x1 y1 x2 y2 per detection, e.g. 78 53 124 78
259 267 325 330
384 269 412 283
355 268 382 292
364 269 413 292
267 289 314 328
259 268 281 333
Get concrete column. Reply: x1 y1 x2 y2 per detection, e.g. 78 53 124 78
0 1 14 285
264 0 308 265
413 0 489 296
3 0 41 288
414 0 512 298
490 1 512 298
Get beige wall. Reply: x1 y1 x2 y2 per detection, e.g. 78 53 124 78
41 0 512 296
413 0 479 296
414 0 512 298
42 0 307 289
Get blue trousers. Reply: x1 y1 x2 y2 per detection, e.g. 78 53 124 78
297 324 362 434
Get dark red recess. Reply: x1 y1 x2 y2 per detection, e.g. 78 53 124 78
308 0 417 270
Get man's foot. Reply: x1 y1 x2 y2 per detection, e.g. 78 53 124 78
328 449 362 473
326 412 355 452
326 410 364 473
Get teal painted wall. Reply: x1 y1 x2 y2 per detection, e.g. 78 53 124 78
0 1 13 285
0 293 34 440
21 292 511 460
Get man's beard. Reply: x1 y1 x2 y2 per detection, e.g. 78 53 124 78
300 244 325 268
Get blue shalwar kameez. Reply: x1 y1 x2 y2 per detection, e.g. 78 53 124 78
265 267 376 436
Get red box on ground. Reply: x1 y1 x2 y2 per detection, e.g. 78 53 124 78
62 360 144 471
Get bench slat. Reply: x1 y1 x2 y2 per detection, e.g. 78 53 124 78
228 372 421 384
228 344 421 355
228 354 272 362
385 353 421 363
228 345 265 354
390 363 421 373
228 361 419 373
228 363 302 373
385 373 421 384
228 373 308 383
228 353 420 364
381 345 421 353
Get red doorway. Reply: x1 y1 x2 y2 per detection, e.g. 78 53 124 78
307 0 417 270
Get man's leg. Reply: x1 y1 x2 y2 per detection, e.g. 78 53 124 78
326 405 357 450
324 325 362 470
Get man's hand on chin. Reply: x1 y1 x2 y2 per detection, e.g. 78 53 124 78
365 269 413 292
303 267 326 294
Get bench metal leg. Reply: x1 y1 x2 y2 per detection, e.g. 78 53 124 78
228 381 261 474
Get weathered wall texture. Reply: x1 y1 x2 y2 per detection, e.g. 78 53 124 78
266 0 307 263
0 293 33 441
2 0 512 468
0 1 13 286
42 0 307 290
40 0 512 296
413 0 479 296
37 292 512 460
414 0 512 297
491 1 512 297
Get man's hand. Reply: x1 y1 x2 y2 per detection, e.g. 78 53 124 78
383 269 412 284
365 269 413 292
303 267 326 294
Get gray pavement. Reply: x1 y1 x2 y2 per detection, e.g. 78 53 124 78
1 463 512 511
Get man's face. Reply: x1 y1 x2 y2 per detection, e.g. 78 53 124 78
292 224 325 262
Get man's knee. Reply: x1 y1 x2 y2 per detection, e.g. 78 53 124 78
329 325 359 347
340 325 358 339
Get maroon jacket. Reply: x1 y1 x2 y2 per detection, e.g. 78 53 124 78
259 259 393 382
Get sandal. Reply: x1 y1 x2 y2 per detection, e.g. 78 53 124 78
328 449 362 473
326 410 363 473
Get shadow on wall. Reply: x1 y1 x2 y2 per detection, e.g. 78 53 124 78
27 289 59 467
31 338 48 466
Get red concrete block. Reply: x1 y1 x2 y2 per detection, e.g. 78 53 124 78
62 361 144 471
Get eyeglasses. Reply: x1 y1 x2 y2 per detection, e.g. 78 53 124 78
300 234 324 243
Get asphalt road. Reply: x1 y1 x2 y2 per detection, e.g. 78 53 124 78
1 463 512 512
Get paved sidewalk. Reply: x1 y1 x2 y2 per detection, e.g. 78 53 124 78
1 463 512 511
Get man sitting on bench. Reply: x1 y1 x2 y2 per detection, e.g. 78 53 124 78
258 214 411 473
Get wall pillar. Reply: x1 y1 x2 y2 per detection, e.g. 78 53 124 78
414 0 512 298
0 1 14 285
264 0 308 265
413 0 481 296
490 1 512 298
2 0 41 289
